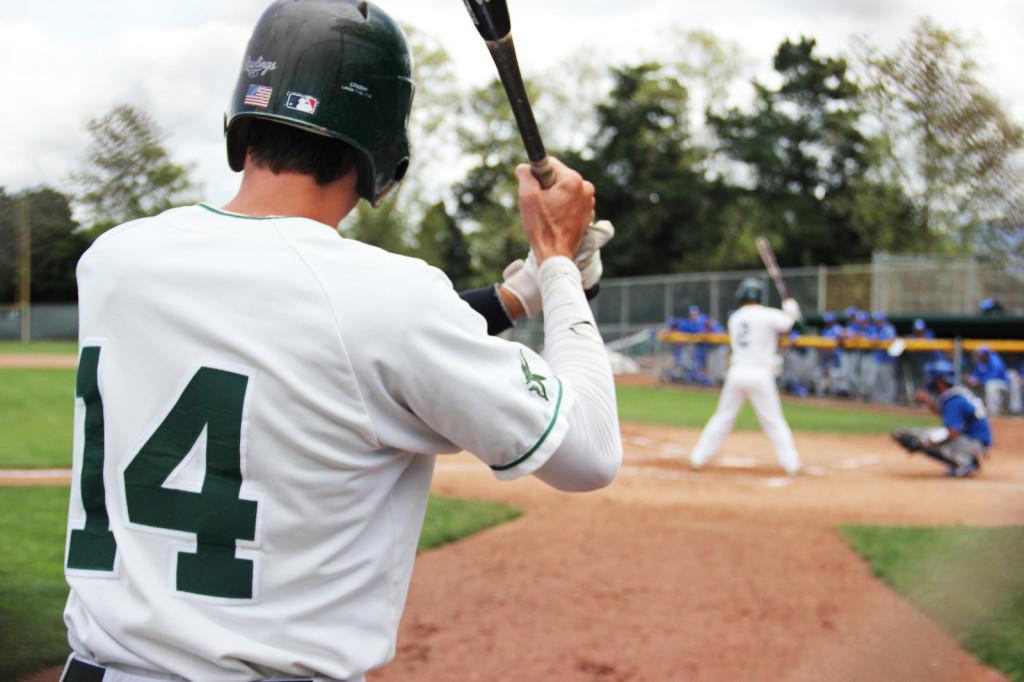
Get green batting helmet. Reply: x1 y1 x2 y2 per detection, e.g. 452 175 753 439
225 0 415 206
735 278 765 305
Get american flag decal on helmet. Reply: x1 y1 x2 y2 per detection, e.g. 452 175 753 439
243 85 273 108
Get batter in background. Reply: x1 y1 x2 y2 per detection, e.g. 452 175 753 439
690 278 803 475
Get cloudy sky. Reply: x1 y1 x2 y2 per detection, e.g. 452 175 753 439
2 0 1022 206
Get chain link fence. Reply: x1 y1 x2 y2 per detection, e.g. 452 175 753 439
588 256 1024 342
505 255 1024 413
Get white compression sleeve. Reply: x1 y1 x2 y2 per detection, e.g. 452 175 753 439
532 256 622 491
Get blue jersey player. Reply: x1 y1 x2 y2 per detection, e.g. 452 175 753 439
891 360 992 477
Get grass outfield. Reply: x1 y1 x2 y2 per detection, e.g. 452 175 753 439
617 384 935 434
843 526 1024 681
0 369 74 469
0 486 71 681
0 341 77 355
0 369 940 469
0 486 520 681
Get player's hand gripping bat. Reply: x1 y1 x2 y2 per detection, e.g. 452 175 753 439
755 236 790 301
461 0 555 188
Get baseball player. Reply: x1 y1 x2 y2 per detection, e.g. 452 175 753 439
689 278 802 475
60 2 622 681
910 318 934 341
703 314 729 384
869 311 897 404
892 359 991 477
839 306 862 398
817 311 847 396
967 344 1010 416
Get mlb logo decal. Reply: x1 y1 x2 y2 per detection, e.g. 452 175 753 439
286 92 319 114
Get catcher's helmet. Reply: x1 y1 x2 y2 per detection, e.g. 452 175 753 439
923 359 956 390
225 0 415 206
735 278 765 305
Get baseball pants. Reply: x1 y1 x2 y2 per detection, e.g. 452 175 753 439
984 379 1008 416
870 362 897 404
1009 370 1023 414
908 429 985 468
690 365 801 474
841 351 866 398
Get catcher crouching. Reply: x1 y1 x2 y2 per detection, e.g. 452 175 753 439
891 359 993 478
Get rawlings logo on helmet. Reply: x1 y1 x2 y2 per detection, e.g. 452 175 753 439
226 0 414 207
244 56 278 78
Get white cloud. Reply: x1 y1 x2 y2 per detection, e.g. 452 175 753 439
1 0 1021 206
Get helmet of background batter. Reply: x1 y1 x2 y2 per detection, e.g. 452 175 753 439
735 278 765 305
923 359 957 390
224 0 415 206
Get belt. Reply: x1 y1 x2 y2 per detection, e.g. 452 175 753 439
62 656 314 682
61 659 104 682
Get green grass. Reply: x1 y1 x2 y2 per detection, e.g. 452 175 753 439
0 373 940 470
0 486 73 680
0 486 519 681
0 341 77 355
0 369 75 469
419 495 521 552
843 526 1024 681
617 385 935 434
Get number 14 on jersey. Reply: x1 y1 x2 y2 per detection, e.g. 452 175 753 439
66 346 260 600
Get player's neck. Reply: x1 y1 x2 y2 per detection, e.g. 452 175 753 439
223 163 360 228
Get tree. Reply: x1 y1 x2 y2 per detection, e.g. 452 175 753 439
344 27 466 261
395 25 464 216
709 38 919 266
342 200 416 257
74 104 196 225
568 62 713 276
0 186 88 303
662 28 749 117
858 19 1024 248
453 79 537 285
415 202 473 290
452 54 614 284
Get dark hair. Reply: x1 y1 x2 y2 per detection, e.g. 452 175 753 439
244 119 360 187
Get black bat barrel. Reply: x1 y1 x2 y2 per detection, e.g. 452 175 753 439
462 0 512 41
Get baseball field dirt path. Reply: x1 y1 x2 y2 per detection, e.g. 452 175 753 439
18 420 1023 682
0 355 77 369
366 422 1022 682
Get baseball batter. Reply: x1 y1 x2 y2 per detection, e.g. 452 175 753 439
60 2 622 681
689 278 802 475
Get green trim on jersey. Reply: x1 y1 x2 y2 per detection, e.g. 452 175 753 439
197 203 286 221
491 377 564 472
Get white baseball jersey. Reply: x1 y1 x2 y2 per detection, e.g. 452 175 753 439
726 304 796 371
690 303 800 474
64 204 574 681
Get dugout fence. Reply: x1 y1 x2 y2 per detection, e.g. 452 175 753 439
506 255 1024 413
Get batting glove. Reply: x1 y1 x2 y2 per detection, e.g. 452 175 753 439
782 298 801 320
502 220 615 317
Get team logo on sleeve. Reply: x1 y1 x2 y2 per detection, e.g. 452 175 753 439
519 350 549 401
285 92 319 114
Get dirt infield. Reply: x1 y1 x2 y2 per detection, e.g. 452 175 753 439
18 420 1023 682
0 355 77 369
367 421 1022 682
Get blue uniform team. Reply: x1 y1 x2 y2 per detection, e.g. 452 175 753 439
666 303 1021 421
891 359 993 478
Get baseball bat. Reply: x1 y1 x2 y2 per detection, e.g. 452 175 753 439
755 236 790 300
461 0 555 188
